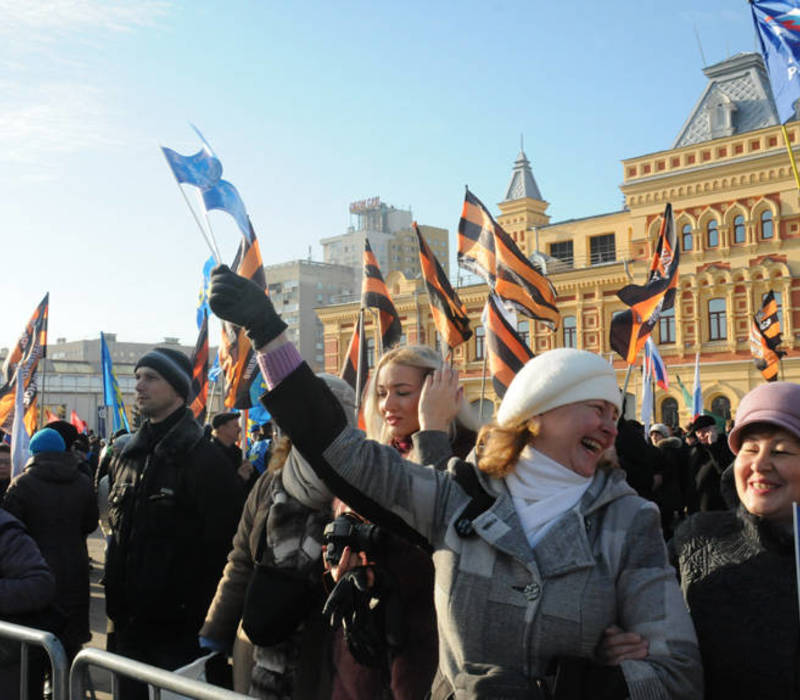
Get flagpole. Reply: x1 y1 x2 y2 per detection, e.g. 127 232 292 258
781 125 800 192
620 364 634 417
38 360 47 429
195 188 223 263
160 148 221 264
354 308 366 421
479 349 489 422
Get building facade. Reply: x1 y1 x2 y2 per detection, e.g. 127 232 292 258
317 52 800 428
265 259 358 371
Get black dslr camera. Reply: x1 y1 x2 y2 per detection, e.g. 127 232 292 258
323 513 384 566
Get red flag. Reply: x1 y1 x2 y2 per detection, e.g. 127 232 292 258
610 203 679 364
415 223 472 350
70 410 88 434
45 408 59 424
219 222 267 409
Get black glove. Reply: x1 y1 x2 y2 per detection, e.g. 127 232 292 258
208 264 287 349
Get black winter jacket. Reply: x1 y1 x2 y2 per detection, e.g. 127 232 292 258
3 451 97 651
105 407 244 631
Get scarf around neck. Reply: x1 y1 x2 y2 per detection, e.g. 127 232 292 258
504 445 592 548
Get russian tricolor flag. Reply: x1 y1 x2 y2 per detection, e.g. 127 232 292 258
644 337 669 391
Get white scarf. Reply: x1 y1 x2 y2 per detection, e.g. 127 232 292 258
504 446 592 548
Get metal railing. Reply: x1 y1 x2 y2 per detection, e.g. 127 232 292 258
70 648 250 700
0 620 69 700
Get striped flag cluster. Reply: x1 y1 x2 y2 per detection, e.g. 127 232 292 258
750 290 786 382
189 310 210 422
415 223 472 350
482 294 534 399
610 203 679 365
361 239 402 350
0 293 49 435
458 189 559 329
340 312 368 395
219 222 268 409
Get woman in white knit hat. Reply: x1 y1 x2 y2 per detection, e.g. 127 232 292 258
209 265 703 700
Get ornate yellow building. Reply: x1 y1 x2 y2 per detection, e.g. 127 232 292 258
317 52 799 427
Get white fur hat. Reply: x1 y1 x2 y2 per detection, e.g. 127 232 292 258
496 348 621 427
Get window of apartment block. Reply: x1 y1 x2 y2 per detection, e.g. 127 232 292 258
761 210 774 239
474 327 485 360
517 320 529 347
733 215 745 244
706 219 719 247
682 224 693 251
708 298 726 340
562 316 577 348
659 307 675 344
549 240 574 267
589 234 615 265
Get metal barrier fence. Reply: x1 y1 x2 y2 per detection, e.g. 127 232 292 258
70 648 250 700
0 619 69 700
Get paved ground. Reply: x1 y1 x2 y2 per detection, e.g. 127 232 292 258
85 529 112 699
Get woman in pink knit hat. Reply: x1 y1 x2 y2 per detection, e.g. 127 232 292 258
672 381 800 699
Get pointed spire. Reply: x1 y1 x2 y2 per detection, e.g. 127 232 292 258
503 145 542 202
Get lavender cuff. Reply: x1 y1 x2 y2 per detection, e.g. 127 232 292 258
257 342 304 390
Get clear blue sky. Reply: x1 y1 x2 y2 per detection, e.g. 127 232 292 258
0 0 759 351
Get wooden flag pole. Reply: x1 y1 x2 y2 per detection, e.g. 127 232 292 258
781 125 800 192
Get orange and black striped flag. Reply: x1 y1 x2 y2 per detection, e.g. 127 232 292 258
610 203 679 365
341 313 368 393
361 239 402 350
483 294 534 399
415 223 472 350
219 221 268 409
0 293 48 433
458 189 559 329
750 290 786 382
189 310 210 422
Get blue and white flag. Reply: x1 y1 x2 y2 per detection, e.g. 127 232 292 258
161 144 222 189
202 179 252 241
247 370 271 425
692 351 702 421
10 368 29 478
197 255 215 330
101 332 130 435
751 1 800 122
208 352 222 383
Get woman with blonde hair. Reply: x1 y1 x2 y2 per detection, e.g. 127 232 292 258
210 266 702 699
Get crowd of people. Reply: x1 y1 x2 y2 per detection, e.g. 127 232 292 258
0 262 797 699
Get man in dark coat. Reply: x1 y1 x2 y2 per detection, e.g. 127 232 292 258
211 412 256 492
105 348 244 700
687 415 733 513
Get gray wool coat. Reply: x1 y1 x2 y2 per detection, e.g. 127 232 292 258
263 365 703 700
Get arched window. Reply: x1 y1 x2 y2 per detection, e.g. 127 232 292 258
711 395 731 420
682 224 693 251
474 326 485 360
563 315 577 348
659 306 675 344
707 219 719 247
761 210 774 239
470 398 495 422
733 215 746 244
661 397 679 428
708 298 727 340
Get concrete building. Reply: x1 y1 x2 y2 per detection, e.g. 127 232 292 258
317 52 800 428
265 259 357 371
320 197 449 282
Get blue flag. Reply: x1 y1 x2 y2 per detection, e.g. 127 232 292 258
161 145 222 189
197 255 215 330
101 332 130 435
208 352 222 383
247 370 271 425
751 1 800 123
202 179 252 241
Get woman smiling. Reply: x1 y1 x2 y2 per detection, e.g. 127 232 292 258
672 381 800 699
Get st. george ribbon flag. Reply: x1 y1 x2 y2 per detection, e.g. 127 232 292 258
101 331 130 434
415 223 472 350
751 1 800 123
482 293 534 399
361 240 402 350
610 203 679 365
